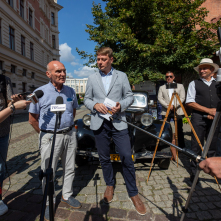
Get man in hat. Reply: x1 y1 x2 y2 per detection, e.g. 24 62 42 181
186 58 220 183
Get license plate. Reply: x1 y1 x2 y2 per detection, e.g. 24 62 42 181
110 154 134 161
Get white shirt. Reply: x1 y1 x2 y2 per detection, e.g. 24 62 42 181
186 77 216 103
167 82 174 105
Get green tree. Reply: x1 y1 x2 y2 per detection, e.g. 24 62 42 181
77 0 221 84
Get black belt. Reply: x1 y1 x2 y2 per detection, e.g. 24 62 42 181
41 125 74 134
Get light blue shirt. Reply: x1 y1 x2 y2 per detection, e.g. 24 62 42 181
29 82 78 131
99 68 113 95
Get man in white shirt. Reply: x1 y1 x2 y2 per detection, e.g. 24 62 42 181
158 71 186 148
186 58 220 183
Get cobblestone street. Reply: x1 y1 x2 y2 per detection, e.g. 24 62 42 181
1 105 221 221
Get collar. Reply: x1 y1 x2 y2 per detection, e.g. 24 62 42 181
99 67 113 77
49 81 64 92
200 77 215 83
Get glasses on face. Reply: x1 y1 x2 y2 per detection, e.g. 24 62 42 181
166 76 173 78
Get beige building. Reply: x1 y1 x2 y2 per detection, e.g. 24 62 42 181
0 0 63 94
64 78 88 94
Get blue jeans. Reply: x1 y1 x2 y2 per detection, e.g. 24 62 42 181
93 120 138 197
0 134 9 195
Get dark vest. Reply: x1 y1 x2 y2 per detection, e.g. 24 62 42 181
193 79 220 114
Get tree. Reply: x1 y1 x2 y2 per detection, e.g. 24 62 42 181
77 0 221 84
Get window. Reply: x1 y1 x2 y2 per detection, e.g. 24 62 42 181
76 80 79 84
21 35 25 56
51 12 55 25
0 61 2 70
80 80 83 83
20 0 24 18
29 8 33 27
11 65 16 74
30 42 34 60
22 82 26 92
81 86 83 93
12 83 16 88
22 69 26 76
52 35 56 49
9 26 15 50
76 86 79 92
31 72 35 79
8 0 13 8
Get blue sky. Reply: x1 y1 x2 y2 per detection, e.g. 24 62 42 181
58 0 106 79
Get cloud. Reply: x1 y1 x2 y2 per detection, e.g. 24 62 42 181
74 65 98 77
59 43 79 66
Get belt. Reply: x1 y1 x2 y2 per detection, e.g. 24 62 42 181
41 125 74 134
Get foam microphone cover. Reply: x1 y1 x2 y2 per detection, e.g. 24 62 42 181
35 90 44 99
56 96 63 105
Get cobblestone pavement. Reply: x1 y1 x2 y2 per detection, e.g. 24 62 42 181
1 106 221 221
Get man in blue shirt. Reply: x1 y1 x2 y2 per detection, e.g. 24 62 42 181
29 61 81 220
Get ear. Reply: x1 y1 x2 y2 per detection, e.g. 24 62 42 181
110 56 114 63
46 71 51 79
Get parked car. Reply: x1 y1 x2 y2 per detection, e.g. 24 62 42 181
74 91 172 169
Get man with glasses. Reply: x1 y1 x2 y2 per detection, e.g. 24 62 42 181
158 71 186 150
186 58 220 183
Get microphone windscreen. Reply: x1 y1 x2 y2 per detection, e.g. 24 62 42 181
35 90 44 99
56 96 63 105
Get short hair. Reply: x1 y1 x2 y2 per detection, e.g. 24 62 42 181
96 47 113 58
166 71 174 76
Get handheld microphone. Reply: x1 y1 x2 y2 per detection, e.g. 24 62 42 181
50 96 66 128
27 90 44 104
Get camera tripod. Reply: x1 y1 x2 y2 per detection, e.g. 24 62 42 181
147 89 205 182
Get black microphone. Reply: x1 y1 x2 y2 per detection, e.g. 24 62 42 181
27 90 44 104
56 96 63 129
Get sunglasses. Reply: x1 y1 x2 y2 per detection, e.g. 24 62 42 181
166 76 173 78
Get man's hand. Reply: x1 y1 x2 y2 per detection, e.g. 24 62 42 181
207 108 216 117
111 102 121 114
94 103 108 114
207 115 214 120
199 157 221 179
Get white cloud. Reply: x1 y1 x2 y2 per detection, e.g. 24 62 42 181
74 65 98 77
59 43 79 66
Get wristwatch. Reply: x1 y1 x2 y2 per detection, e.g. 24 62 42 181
10 103 15 113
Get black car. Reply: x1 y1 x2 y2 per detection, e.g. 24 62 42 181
74 91 172 169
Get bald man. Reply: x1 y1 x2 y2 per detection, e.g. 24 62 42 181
29 61 81 220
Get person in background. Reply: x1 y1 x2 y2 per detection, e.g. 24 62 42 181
186 58 220 183
158 71 186 148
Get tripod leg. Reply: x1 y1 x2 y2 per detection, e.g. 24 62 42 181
180 111 221 221
147 94 175 183
173 94 179 167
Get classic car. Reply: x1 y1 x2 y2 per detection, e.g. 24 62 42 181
74 91 173 169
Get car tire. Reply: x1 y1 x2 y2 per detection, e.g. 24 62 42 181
75 155 88 166
158 146 171 170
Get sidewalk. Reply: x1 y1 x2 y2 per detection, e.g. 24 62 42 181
1 107 221 221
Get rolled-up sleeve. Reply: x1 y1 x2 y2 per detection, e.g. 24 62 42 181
186 81 196 104
29 102 40 114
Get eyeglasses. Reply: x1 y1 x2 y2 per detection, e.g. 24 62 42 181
166 76 173 78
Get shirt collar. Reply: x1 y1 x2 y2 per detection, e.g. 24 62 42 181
99 67 113 77
49 81 64 92
200 77 215 83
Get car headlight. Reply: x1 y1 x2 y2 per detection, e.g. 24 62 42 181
83 114 91 126
141 113 153 126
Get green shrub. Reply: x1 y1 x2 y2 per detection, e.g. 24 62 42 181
183 116 191 124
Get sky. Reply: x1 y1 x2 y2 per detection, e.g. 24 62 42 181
58 0 106 79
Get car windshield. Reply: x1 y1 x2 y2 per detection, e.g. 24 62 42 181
131 94 147 107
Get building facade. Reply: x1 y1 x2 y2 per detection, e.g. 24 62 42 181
64 78 88 94
0 0 63 94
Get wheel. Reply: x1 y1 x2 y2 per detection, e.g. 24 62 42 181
75 155 88 166
158 158 170 170
158 146 171 170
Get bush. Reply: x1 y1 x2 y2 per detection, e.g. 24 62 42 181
183 116 191 124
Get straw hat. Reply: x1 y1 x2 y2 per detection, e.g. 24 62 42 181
194 58 219 73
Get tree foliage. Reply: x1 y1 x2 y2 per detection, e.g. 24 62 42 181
77 0 221 84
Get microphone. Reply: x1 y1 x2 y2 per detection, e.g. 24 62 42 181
27 90 44 104
50 96 66 129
